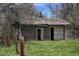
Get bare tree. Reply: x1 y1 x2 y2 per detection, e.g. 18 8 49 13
0 3 34 46
46 4 62 18
61 3 79 39
32 6 44 18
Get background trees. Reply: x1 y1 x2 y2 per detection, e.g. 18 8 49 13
0 3 35 45
46 4 62 18
0 3 79 42
61 3 79 38
46 3 79 38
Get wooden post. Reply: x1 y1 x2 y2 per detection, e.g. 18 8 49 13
16 30 20 54
16 40 20 54
13 21 22 55
20 36 25 56
63 26 65 40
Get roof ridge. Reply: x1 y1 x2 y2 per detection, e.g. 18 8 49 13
31 17 62 20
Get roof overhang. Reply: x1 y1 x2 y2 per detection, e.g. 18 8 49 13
20 18 70 26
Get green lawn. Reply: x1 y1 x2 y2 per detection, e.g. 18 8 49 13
0 40 79 56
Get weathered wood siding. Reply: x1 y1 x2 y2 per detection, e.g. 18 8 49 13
65 27 71 39
21 25 36 40
54 27 63 40
21 25 69 40
54 26 70 40
43 27 50 40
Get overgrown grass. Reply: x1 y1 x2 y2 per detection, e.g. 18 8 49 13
0 40 79 56
0 43 17 56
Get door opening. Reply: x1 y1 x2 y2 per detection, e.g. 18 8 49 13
50 27 54 40
36 28 43 40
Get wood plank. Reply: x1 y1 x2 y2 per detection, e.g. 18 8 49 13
63 26 65 40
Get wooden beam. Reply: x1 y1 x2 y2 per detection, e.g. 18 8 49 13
63 26 65 40
20 36 25 56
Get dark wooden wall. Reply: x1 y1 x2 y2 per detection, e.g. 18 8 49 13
21 25 70 40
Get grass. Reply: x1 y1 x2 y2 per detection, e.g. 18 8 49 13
0 43 17 56
0 40 79 56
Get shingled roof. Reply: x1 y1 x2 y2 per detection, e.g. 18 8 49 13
20 18 70 25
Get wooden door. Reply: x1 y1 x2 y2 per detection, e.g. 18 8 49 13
37 29 42 40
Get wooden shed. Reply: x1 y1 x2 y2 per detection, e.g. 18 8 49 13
20 18 70 40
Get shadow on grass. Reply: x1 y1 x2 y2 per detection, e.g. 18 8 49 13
0 42 6 48
0 42 17 56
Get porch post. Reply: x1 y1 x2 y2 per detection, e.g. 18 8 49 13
63 26 65 40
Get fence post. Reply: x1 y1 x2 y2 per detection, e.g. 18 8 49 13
20 36 25 56
16 35 20 54
16 40 20 54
